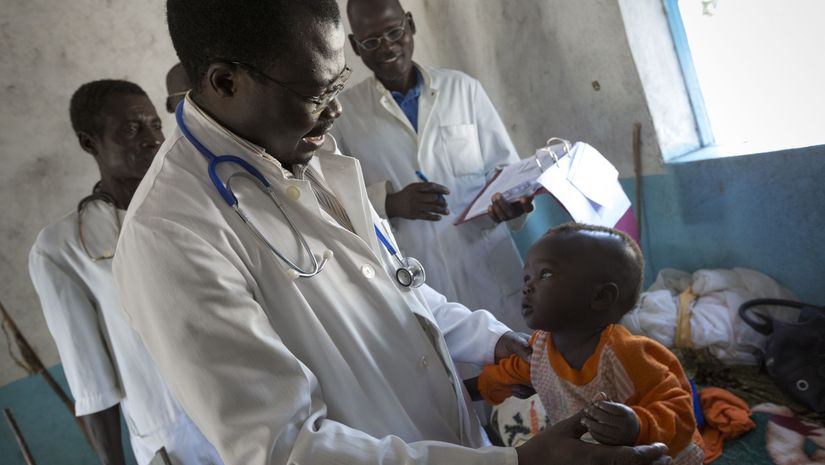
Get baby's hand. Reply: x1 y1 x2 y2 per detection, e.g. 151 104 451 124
581 400 640 446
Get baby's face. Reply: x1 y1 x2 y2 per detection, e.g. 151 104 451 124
521 234 595 331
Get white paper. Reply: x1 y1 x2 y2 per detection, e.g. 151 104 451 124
537 142 631 227
566 143 619 207
461 147 559 221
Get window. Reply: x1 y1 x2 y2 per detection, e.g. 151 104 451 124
665 0 825 153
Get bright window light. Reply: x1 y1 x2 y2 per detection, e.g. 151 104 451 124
678 0 825 149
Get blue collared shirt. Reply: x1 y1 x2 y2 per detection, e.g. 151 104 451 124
390 68 423 132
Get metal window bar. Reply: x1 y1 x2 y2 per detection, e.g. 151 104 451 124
663 0 715 147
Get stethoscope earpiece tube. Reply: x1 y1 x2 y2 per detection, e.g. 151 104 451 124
177 100 424 285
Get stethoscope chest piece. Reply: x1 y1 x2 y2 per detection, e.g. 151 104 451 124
395 256 426 288
373 224 427 288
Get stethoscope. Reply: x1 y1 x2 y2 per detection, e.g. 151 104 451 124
77 182 121 262
175 101 426 287
373 225 426 288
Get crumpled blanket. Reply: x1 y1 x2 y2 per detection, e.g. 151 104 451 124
751 403 825 465
621 268 797 364
700 387 755 463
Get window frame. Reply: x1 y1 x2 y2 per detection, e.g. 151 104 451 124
663 0 715 149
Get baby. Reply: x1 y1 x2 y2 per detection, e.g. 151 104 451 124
476 223 703 464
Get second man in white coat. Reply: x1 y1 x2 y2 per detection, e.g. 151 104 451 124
332 0 533 331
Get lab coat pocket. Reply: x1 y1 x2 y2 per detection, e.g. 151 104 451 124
439 124 483 177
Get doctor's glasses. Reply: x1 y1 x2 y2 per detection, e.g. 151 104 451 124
353 15 411 51
232 61 352 114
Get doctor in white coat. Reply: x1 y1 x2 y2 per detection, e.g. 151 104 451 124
29 80 222 465
331 0 533 332
113 2 670 465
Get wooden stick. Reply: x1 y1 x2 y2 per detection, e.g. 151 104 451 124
633 123 643 239
4 408 37 465
0 299 94 447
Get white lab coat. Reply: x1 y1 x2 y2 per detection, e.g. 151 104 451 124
112 98 518 465
28 203 222 465
332 65 527 332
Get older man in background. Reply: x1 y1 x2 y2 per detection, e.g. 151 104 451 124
29 79 222 465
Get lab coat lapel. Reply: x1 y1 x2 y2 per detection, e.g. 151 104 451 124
374 79 417 138
319 153 441 326
317 152 382 257
416 68 440 140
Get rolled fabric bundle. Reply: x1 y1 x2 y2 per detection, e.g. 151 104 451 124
621 268 797 364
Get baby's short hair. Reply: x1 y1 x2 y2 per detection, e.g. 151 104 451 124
545 222 644 313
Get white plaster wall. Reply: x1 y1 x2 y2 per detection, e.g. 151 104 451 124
618 0 700 158
0 0 176 385
0 0 678 385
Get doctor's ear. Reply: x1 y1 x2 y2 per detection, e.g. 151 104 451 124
204 63 240 98
591 282 619 311
77 131 98 156
407 12 416 35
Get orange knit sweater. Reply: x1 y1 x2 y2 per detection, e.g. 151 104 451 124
479 325 703 461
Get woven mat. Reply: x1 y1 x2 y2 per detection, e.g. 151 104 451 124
673 348 824 425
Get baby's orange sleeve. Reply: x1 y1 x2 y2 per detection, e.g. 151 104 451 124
477 333 536 404
612 331 698 454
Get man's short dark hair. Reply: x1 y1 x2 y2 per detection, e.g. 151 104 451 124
69 79 146 137
547 222 645 312
346 0 404 20
167 0 341 90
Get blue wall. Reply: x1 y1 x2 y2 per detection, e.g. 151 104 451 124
0 366 136 465
514 144 825 303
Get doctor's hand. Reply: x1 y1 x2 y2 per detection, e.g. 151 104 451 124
494 331 531 363
386 182 450 221
488 193 534 223
516 409 672 465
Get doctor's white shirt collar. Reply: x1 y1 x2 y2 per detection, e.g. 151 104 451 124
182 94 297 179
371 62 437 96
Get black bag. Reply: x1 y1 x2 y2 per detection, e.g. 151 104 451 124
739 298 825 413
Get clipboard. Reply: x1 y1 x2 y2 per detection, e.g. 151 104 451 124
454 138 570 225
